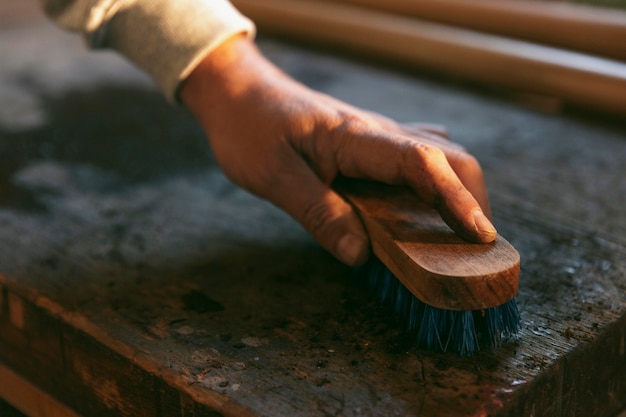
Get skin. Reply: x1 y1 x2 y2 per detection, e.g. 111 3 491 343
180 34 496 267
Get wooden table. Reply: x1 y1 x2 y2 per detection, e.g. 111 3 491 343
1 2 625 416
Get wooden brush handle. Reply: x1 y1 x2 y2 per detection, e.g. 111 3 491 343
334 178 520 311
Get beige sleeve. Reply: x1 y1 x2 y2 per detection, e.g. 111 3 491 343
40 0 256 101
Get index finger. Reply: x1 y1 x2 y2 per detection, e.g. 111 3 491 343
332 126 496 243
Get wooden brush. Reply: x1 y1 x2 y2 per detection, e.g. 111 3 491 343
334 178 521 355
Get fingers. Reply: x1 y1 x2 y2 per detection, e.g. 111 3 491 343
259 146 370 267
442 151 492 218
325 105 489 216
333 128 496 243
336 113 490 214
400 123 491 217
404 143 496 243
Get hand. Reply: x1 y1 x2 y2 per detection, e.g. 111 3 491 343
180 34 496 267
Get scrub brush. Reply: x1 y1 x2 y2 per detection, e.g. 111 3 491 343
335 178 521 355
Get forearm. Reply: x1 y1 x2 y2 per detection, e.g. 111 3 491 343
39 0 255 100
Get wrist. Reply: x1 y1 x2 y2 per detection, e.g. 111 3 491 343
179 34 271 130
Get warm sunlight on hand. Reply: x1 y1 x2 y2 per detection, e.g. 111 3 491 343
180 34 496 267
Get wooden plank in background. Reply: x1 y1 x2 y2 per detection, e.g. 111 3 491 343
232 0 626 117
328 0 626 61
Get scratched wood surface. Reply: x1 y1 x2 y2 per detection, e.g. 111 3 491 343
1 2 626 417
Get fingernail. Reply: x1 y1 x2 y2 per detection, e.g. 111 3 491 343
337 233 369 266
473 210 497 242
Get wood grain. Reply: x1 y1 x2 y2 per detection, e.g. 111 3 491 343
335 179 520 310
1 4 626 416
327 0 626 61
232 0 626 116
0 363 81 417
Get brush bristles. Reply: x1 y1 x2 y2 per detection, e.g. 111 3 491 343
364 258 520 356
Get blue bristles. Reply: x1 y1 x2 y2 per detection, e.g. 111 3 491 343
362 257 520 356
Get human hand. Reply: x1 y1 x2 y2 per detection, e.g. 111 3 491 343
180 34 495 267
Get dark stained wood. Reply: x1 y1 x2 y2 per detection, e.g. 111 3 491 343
0 399 27 417
1 2 626 417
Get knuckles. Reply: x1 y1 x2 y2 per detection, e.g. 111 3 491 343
300 198 341 238
447 151 485 181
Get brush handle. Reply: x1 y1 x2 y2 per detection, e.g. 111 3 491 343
334 178 520 311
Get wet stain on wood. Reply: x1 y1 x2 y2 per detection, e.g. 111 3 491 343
182 290 225 314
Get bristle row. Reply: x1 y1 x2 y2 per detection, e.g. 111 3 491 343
363 258 521 355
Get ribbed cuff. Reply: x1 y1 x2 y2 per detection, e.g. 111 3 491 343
92 0 255 101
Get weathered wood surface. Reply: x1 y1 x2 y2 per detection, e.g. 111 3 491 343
1 3 626 417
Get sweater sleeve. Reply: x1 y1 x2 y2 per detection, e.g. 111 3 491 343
39 0 256 101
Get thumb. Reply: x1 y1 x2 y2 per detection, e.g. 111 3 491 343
262 160 370 267
300 188 370 267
